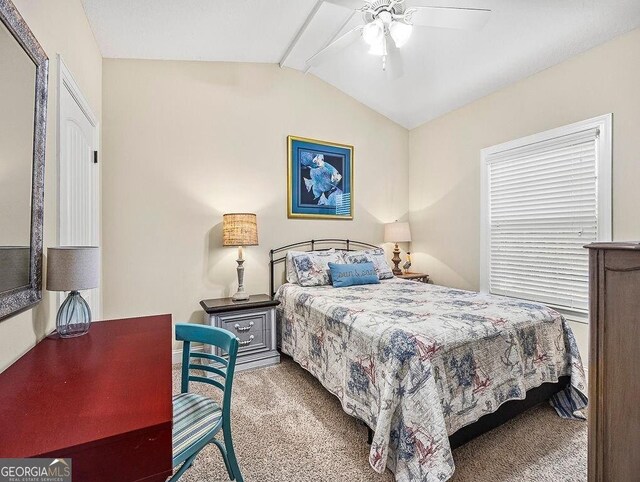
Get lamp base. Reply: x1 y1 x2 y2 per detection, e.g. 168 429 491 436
391 243 402 276
232 291 250 302
232 257 250 301
57 291 92 338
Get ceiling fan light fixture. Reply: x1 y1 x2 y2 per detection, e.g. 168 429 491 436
362 18 383 46
389 20 412 48
378 10 392 25
368 35 387 56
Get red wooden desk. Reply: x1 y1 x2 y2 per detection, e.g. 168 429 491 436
0 315 173 482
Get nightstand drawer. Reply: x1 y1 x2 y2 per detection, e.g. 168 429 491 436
201 294 280 372
220 312 267 354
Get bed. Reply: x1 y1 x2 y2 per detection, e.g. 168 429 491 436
270 239 587 482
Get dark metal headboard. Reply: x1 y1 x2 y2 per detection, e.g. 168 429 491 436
269 239 379 298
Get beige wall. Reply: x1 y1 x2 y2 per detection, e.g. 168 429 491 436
408 28 640 359
102 59 409 349
4 9 633 370
0 0 102 372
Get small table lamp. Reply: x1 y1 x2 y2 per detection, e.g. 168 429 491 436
47 246 100 338
384 221 412 276
223 213 258 301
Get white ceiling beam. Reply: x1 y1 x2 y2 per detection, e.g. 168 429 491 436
304 9 357 74
279 0 325 68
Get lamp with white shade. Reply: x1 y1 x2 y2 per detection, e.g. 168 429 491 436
47 246 100 338
223 213 258 301
384 221 412 275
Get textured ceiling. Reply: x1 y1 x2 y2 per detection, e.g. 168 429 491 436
82 0 640 128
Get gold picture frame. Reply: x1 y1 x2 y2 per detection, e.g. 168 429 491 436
287 135 354 220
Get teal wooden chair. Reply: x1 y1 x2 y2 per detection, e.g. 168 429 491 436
170 323 243 482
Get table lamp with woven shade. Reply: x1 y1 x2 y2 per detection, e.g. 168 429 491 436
223 213 258 301
47 246 100 338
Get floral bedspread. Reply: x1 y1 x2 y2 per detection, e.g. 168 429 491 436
275 278 587 482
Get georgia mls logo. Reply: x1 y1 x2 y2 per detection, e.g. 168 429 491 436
47 459 71 477
0 458 72 482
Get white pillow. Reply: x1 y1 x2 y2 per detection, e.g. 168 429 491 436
286 248 337 284
343 248 394 280
291 250 345 287
286 250 305 284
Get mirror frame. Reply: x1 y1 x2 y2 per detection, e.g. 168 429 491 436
0 0 48 320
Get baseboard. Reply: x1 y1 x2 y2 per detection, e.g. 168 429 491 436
172 344 204 365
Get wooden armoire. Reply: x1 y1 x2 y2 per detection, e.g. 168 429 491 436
586 242 640 482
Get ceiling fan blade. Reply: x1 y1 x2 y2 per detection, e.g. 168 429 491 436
306 25 364 68
385 42 404 80
322 0 371 10
409 6 491 30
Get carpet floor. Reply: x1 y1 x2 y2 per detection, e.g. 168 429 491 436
173 358 587 482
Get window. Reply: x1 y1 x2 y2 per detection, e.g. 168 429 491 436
481 115 612 323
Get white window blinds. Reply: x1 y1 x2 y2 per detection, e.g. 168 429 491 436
483 125 606 319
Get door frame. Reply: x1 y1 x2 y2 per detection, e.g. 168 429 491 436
56 55 101 318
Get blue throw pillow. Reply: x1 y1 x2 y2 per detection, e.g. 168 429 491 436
328 262 380 288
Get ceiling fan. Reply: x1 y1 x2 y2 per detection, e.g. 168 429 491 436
306 0 491 77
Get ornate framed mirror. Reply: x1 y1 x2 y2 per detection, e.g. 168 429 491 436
0 0 48 320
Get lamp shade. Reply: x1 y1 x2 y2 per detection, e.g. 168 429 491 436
384 221 412 243
46 246 100 292
223 213 258 247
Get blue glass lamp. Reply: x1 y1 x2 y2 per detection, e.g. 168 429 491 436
47 247 100 338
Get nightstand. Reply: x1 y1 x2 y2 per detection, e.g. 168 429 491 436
200 294 280 371
397 272 430 283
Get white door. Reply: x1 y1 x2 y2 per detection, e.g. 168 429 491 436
58 57 100 318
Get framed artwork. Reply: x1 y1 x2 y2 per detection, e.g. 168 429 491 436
287 136 353 220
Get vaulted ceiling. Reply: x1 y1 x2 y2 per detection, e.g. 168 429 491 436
82 0 640 128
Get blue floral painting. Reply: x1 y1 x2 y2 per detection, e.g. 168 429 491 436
288 136 353 219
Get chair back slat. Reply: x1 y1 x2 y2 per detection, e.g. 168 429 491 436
190 351 228 366
188 362 227 379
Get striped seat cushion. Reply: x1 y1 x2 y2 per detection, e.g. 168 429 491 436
173 392 222 460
